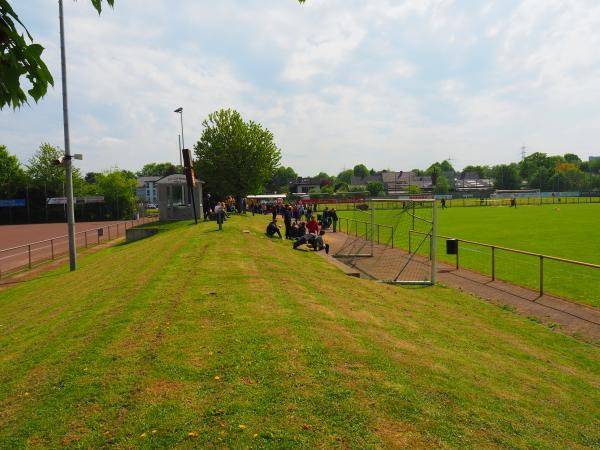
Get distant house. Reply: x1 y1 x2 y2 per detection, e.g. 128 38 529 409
288 177 325 194
136 176 161 204
453 171 493 191
351 171 433 194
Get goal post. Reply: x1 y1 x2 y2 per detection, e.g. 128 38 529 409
334 198 438 285
492 189 542 206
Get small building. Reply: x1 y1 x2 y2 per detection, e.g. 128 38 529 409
136 176 161 204
288 177 324 194
156 174 204 221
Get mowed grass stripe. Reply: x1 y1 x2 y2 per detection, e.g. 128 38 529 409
0 216 598 448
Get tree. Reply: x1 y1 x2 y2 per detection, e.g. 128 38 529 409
366 181 384 196
433 176 449 195
194 109 281 201
492 164 521 190
0 145 28 200
353 164 369 178
462 165 492 178
266 166 297 193
426 160 455 176
137 162 180 177
336 169 353 185
564 153 582 164
95 169 136 219
26 143 83 221
407 185 422 195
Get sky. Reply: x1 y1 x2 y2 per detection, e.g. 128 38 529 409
2 0 600 177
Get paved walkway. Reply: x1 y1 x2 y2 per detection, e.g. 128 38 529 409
324 231 600 344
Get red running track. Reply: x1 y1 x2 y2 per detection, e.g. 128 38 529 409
0 218 156 277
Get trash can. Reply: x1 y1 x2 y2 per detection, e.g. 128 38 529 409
446 239 458 255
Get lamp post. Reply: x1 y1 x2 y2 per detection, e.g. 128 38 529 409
174 107 184 150
59 0 77 271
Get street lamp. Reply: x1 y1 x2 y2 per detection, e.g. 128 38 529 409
59 0 77 271
174 107 184 150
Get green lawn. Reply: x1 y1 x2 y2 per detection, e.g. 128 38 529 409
0 215 598 448
338 203 600 307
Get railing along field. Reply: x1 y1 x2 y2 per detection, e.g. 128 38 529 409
0 216 158 279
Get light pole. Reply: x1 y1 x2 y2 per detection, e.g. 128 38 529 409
174 107 184 150
59 0 77 271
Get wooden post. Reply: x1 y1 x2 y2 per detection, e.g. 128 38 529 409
492 247 495 281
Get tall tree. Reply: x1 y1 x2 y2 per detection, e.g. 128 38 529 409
0 144 26 198
433 176 449 194
336 169 353 185
492 164 522 190
194 109 281 200
266 166 297 193
95 169 136 219
137 162 180 177
353 164 369 178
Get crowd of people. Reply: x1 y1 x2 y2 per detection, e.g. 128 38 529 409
204 196 337 254
265 202 335 254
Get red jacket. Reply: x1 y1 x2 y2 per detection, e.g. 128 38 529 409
306 220 319 234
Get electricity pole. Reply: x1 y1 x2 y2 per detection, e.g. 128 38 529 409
59 0 77 271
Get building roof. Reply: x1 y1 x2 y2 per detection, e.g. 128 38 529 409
350 175 382 185
136 176 162 188
155 174 203 185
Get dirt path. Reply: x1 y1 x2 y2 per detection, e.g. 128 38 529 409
324 231 600 344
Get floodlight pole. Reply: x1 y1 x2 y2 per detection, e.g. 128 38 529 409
59 0 77 271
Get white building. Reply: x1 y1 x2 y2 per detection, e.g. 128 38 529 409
136 176 161 204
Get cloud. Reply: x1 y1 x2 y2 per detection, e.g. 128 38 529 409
3 0 600 178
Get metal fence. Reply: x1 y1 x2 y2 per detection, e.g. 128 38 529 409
410 230 600 298
0 216 158 279
339 217 394 247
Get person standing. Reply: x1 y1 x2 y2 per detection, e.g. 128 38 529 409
331 208 338 232
283 204 293 239
241 197 247 214
215 202 224 230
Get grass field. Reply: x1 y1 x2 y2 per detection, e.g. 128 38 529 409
338 203 600 307
0 215 599 448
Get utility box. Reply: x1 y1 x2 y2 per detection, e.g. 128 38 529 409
446 239 458 255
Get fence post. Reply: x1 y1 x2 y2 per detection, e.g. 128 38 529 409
117 223 119 236
365 222 368 239
85 231 88 248
391 228 394 248
51 239 54 260
492 247 495 281
28 244 32 269
539 256 544 296
456 243 459 270
408 231 411 253
377 224 380 244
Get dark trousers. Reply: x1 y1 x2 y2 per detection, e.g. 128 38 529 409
284 220 291 239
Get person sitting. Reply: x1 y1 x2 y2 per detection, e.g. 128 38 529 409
266 219 282 238
293 230 329 254
290 221 300 239
306 216 319 235
298 221 306 236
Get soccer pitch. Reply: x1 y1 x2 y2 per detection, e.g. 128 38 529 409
338 203 600 307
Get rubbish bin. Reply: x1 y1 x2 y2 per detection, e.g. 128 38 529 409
446 239 458 255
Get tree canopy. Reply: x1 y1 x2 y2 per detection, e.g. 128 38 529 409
353 164 369 178
137 162 180 177
194 109 281 200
